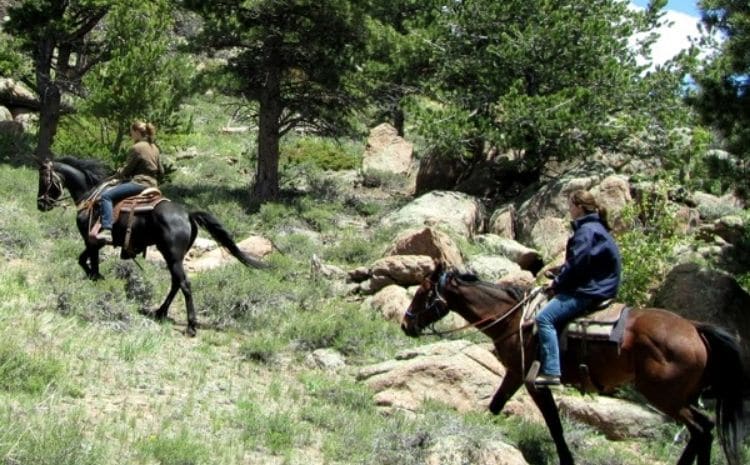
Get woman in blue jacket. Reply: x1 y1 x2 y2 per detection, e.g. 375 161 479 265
534 189 622 387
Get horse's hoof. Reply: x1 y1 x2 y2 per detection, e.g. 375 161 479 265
90 274 104 281
139 307 168 321
186 326 197 337
139 307 155 317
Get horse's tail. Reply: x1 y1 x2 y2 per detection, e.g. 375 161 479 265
696 322 745 465
189 211 269 269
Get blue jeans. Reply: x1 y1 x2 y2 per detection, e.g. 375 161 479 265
535 293 594 377
99 182 146 229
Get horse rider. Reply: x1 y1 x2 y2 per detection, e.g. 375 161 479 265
95 121 162 244
534 188 622 387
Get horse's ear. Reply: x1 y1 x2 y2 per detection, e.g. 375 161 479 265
433 258 444 275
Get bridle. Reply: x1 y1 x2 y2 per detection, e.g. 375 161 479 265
405 270 543 338
404 271 451 333
37 160 67 208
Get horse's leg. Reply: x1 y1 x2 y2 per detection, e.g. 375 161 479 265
489 369 523 415
527 387 575 465
672 406 713 465
78 246 103 280
156 258 196 337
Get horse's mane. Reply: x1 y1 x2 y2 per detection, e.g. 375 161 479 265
57 156 112 185
454 271 528 302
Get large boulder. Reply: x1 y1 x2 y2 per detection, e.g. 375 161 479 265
557 395 668 440
0 105 11 121
367 284 413 323
488 204 516 239
357 340 535 415
473 234 544 275
425 435 530 465
0 78 38 110
362 123 414 176
381 190 484 238
384 227 464 268
361 254 435 294
692 191 744 221
148 234 273 272
651 263 750 382
514 162 630 256
466 255 521 282
415 151 466 195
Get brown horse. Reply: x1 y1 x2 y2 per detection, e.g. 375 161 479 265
401 261 745 465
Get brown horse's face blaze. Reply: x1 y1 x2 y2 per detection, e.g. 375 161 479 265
401 277 447 337
37 161 62 211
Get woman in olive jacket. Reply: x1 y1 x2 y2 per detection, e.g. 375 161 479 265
95 121 162 243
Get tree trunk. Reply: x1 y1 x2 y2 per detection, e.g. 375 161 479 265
252 65 283 201
34 41 60 158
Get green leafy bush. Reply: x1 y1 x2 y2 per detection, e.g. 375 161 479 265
282 137 361 171
617 184 686 306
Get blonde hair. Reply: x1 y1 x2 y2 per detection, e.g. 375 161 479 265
131 121 156 143
569 189 611 230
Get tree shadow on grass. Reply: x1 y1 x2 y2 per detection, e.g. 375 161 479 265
164 182 310 215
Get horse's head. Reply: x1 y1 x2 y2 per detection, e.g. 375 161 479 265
37 159 64 211
401 260 451 337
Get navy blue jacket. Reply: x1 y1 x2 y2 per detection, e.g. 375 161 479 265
553 213 621 299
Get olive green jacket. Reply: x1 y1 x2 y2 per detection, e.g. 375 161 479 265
116 140 162 188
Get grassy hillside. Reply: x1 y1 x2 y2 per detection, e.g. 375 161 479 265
0 95 744 465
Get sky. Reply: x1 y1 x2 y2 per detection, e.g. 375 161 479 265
630 0 713 67
632 0 700 17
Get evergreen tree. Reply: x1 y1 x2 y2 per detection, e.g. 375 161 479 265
357 0 442 136
4 0 110 157
81 0 195 157
183 0 368 201
688 0 750 192
412 0 684 180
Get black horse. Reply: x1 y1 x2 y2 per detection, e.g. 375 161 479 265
37 157 267 336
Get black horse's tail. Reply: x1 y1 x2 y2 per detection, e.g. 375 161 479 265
696 322 745 465
189 211 269 269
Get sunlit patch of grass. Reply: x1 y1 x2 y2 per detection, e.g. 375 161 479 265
115 330 165 362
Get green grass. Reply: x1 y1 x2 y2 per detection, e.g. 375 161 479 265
0 337 67 395
0 92 743 465
136 428 211 465
0 409 102 465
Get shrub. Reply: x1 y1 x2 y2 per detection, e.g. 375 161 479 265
617 184 686 306
282 136 361 171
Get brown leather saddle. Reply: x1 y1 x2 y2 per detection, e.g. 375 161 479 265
561 302 630 348
84 188 168 254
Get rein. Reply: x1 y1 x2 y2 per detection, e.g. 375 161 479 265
419 272 542 338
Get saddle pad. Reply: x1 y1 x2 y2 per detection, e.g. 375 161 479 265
565 303 628 340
